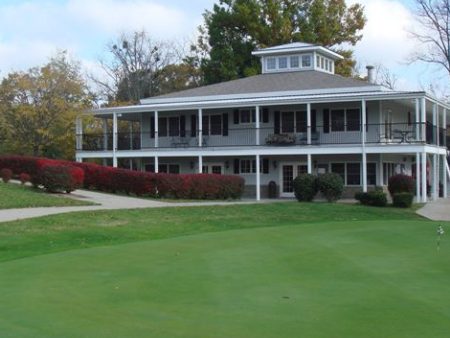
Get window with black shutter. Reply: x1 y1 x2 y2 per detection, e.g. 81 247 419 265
233 109 240 124
234 159 240 174
210 115 222 135
150 117 155 138
323 109 330 133
191 114 197 137
262 108 269 123
274 111 280 134
311 109 317 132
159 117 167 137
202 115 209 135
262 158 269 174
222 113 228 136
180 116 186 137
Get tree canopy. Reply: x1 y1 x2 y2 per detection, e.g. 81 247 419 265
197 0 366 84
0 52 92 159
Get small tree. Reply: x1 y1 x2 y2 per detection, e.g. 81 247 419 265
317 173 344 202
293 174 318 202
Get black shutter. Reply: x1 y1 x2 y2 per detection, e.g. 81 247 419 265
252 109 256 123
252 159 256 173
150 117 155 138
323 109 330 133
191 114 197 137
234 159 240 174
233 109 240 124
311 109 317 133
274 111 280 134
262 158 269 174
180 115 186 137
222 113 229 136
262 108 269 123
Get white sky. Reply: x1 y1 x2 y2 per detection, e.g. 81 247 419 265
0 0 448 94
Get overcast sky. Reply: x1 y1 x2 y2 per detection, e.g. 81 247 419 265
0 0 448 94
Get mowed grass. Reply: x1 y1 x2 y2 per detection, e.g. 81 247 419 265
0 182 94 209
0 202 449 337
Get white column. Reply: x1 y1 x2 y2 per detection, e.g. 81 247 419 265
256 154 261 201
379 154 384 186
443 155 448 198
255 106 260 146
154 156 159 173
421 152 427 203
307 154 312 174
433 154 438 200
129 122 133 150
198 109 203 147
75 116 82 151
433 104 437 145
75 156 82 163
436 105 440 146
444 108 447 148
198 155 203 173
307 103 311 145
362 152 367 192
415 98 420 141
421 98 426 142
102 118 108 150
112 112 118 168
416 152 421 202
361 99 366 144
154 111 159 148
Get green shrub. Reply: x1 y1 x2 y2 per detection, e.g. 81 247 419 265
293 174 318 202
355 190 387 207
0 168 13 183
392 192 414 208
317 173 344 202
388 174 414 197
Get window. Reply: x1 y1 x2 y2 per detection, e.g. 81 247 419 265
347 163 361 185
331 163 345 183
297 165 308 176
212 165 222 174
320 57 324 69
240 159 252 173
281 111 295 133
302 55 311 67
210 115 222 135
367 163 377 185
331 109 345 131
279 57 288 69
267 58 276 70
290 56 299 68
240 109 252 123
316 55 320 68
346 109 361 131
168 164 180 174
158 117 168 137
169 116 180 136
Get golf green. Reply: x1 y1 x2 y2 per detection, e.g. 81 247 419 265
0 219 449 338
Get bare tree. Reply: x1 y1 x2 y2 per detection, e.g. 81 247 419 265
374 64 398 90
409 0 450 76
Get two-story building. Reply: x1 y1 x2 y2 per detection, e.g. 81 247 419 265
76 42 449 201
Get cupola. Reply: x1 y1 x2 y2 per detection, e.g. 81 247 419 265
252 42 343 75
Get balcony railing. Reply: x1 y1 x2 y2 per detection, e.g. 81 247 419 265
76 122 446 151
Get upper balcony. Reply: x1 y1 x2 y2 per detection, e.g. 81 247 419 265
77 122 447 152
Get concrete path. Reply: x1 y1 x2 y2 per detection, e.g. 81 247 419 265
0 189 269 223
417 198 450 221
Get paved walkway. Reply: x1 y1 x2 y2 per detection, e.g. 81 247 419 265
417 198 450 221
0 189 269 223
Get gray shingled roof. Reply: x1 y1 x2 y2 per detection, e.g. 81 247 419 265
153 71 373 100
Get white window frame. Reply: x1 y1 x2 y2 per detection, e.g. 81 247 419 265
329 108 361 132
239 108 256 124
266 57 276 70
278 56 288 69
329 161 377 186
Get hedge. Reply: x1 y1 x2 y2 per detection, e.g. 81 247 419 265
355 189 387 207
388 174 414 197
0 155 245 200
392 192 414 208
39 164 84 193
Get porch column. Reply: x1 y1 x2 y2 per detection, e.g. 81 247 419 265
154 156 159 173
361 99 366 144
198 155 203 173
415 98 420 141
129 122 133 150
436 105 440 146
102 118 108 151
433 104 437 145
154 111 159 148
198 109 203 147
421 152 427 203
256 154 261 201
443 109 447 147
307 103 311 145
421 98 426 142
416 152 421 202
443 154 448 198
379 154 384 186
432 154 438 200
75 116 82 151
255 106 260 146
307 154 312 174
112 112 118 168
362 152 367 192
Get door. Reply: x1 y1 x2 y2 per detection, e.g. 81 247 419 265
280 163 308 197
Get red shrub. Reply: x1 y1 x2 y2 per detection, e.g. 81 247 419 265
388 174 415 197
0 168 13 183
19 173 31 185
39 164 84 193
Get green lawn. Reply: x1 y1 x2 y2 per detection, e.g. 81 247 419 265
0 203 449 337
0 182 94 209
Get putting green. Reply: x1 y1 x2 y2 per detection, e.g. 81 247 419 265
1 220 449 338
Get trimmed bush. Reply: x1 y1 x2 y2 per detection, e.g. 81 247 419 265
317 173 344 202
392 192 414 208
293 174 318 202
39 164 84 193
0 168 13 183
355 190 387 207
388 174 414 197
19 173 31 185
